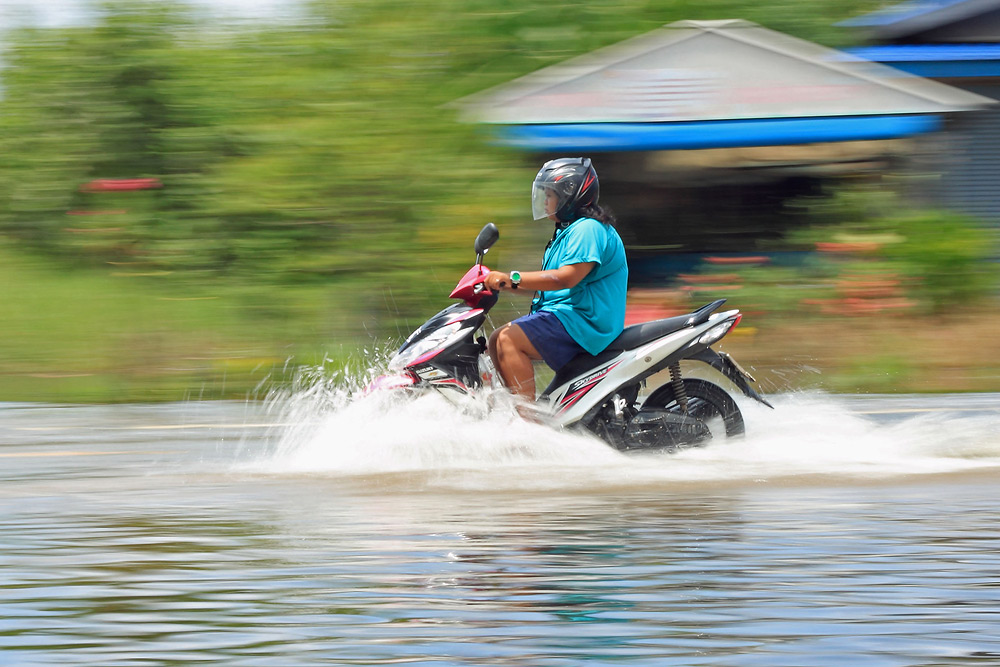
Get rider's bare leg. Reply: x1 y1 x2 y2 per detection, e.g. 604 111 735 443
487 323 542 402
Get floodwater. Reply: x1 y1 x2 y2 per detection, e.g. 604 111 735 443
2 388 1000 666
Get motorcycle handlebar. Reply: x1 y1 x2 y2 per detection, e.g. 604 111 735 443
475 280 506 292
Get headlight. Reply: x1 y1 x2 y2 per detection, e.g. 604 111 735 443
389 322 464 370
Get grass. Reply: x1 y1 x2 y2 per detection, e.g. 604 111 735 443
0 240 356 402
3 240 999 403
719 313 1000 395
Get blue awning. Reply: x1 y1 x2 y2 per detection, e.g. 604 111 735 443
839 0 972 27
494 115 941 152
847 45 1000 78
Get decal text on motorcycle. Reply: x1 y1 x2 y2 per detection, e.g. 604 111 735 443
559 362 621 413
568 362 620 394
415 365 448 380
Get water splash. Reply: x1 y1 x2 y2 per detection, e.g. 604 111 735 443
647 392 1000 484
246 366 1000 489
245 358 620 479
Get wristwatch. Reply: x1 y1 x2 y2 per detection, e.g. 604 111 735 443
509 270 521 290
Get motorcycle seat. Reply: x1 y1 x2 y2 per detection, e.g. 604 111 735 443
539 299 727 400
605 313 696 352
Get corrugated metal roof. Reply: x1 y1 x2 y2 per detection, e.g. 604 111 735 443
935 83 1000 219
452 20 993 127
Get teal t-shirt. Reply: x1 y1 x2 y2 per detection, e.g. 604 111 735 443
530 217 628 355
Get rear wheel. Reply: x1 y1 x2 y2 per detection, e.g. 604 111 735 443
641 378 745 445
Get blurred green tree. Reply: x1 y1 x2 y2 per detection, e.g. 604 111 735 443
0 0 890 326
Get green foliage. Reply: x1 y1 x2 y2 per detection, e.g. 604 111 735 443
688 186 999 318
793 187 999 313
0 0 885 285
879 211 998 312
0 0 912 400
0 3 517 279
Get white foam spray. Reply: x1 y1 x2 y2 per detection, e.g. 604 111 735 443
246 365 1000 490
648 392 1000 484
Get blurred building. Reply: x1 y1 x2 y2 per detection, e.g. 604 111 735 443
843 0 1000 221
454 20 992 284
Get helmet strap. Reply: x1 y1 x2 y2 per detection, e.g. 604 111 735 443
545 223 561 250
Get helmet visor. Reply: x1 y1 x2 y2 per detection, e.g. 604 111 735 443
531 181 564 221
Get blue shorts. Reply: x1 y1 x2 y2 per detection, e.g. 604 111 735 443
511 311 586 371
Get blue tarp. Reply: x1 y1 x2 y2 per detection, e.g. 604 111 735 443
495 115 941 152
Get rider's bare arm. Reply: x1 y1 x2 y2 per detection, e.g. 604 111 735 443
529 262 596 291
485 263 596 293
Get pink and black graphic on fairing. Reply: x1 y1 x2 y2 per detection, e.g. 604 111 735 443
445 308 484 325
364 372 417 394
558 361 622 413
429 377 470 393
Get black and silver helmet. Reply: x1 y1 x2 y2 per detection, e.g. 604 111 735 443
531 157 600 222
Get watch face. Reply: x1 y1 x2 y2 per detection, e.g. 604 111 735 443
510 271 521 282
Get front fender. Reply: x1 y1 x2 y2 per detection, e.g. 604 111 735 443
691 348 773 408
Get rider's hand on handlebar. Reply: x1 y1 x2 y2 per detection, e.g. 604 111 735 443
484 271 510 291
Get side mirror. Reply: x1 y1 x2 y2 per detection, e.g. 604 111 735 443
474 222 499 256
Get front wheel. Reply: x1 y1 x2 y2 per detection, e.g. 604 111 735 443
638 378 745 449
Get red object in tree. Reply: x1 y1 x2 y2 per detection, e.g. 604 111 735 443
81 178 162 192
816 242 880 253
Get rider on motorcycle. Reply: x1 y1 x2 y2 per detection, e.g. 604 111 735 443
484 157 628 401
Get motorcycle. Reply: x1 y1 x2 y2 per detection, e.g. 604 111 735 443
368 223 773 452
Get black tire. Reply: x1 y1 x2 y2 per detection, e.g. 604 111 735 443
642 378 745 440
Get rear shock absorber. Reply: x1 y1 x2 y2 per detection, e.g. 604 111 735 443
669 363 689 413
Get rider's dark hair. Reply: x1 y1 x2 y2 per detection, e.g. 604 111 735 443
549 203 618 247
578 203 616 227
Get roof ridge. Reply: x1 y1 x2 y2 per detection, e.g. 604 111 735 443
451 19 994 124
